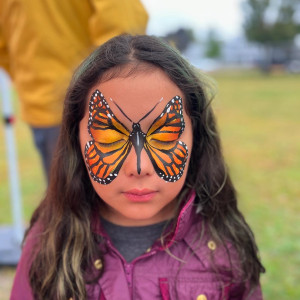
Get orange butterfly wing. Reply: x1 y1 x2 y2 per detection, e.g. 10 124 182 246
85 90 132 184
144 95 188 182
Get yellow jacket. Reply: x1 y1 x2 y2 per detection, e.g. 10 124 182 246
0 0 148 126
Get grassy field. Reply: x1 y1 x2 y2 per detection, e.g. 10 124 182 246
213 70 300 299
0 69 299 299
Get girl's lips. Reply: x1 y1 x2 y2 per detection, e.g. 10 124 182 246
123 189 157 202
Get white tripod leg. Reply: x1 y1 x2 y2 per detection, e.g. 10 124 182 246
0 68 23 265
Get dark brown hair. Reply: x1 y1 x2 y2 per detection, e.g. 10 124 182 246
28 34 264 299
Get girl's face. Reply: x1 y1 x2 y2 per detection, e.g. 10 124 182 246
79 66 193 226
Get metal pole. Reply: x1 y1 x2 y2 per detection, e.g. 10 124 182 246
0 68 23 264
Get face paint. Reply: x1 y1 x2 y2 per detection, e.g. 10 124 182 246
84 89 188 185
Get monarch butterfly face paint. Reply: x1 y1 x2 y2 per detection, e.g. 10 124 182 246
84 89 188 185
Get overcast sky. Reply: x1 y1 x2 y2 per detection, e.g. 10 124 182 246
141 0 245 39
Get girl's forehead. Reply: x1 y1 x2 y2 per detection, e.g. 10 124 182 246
86 68 188 127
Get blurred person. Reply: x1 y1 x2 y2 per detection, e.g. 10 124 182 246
0 0 148 180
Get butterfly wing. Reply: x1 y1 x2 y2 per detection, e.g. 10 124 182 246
144 95 189 182
85 90 132 184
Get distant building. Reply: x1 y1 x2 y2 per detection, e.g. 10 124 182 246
183 35 300 72
222 36 265 66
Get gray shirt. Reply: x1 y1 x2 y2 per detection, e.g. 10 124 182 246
101 218 168 262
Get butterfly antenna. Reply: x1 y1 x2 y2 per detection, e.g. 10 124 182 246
109 98 132 123
138 97 164 123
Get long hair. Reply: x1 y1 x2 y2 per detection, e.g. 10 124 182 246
28 34 264 299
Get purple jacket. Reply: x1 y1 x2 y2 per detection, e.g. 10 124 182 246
11 191 263 299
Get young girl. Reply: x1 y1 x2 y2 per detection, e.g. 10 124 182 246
11 34 264 300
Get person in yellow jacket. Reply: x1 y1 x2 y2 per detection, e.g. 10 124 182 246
0 0 148 180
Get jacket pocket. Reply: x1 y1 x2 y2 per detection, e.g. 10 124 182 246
165 276 229 300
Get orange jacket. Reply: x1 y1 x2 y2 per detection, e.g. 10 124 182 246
0 0 148 126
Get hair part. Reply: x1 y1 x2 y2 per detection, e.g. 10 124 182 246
27 34 264 299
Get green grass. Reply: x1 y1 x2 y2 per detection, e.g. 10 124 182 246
1 69 299 299
212 70 300 299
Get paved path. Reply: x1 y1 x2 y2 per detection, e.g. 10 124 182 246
0 267 15 300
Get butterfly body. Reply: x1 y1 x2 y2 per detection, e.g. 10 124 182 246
85 90 188 184
129 123 146 174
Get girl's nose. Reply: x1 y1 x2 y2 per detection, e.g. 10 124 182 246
122 147 155 178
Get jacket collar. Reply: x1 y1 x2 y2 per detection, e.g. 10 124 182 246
162 189 197 249
91 189 197 246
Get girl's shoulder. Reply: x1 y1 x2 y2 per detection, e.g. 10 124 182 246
164 193 243 279
180 216 262 299
10 222 43 300
184 216 241 275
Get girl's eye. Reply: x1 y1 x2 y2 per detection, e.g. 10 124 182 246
150 139 176 149
98 139 126 148
153 140 174 145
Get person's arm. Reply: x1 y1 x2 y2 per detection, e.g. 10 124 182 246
228 280 263 300
245 283 264 300
0 27 10 72
10 225 41 300
88 0 148 46
228 242 264 300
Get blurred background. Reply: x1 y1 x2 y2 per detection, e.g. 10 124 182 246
1 0 300 299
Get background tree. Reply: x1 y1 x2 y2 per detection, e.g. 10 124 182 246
243 0 300 67
164 28 195 52
205 29 223 59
